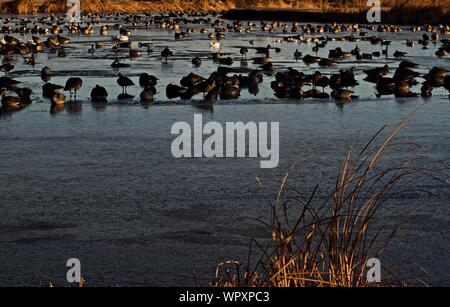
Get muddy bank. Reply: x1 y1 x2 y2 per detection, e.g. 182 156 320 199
221 7 450 25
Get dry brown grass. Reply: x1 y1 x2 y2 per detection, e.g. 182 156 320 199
35 0 235 14
38 277 85 287
200 109 448 287
4 0 449 14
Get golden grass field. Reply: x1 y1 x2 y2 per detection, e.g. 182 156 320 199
1 0 449 14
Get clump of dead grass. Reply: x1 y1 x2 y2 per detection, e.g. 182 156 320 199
200 109 448 287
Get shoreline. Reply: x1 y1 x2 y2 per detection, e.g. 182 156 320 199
221 7 450 25
0 1 448 25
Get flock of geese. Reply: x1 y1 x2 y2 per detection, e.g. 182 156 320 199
0 12 449 115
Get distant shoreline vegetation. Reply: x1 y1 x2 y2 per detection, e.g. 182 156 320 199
0 0 449 22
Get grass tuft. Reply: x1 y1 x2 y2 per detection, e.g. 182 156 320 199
201 108 449 287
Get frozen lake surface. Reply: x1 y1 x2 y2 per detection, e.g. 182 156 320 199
0 14 449 286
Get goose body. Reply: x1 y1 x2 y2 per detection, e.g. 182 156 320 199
50 91 65 106
139 73 158 87
140 86 155 102
117 73 134 94
41 66 52 82
64 77 83 100
90 85 108 102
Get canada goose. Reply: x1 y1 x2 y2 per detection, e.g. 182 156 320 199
376 77 396 94
42 83 63 98
88 44 95 55
47 36 60 47
117 73 134 94
50 91 65 106
351 45 360 56
0 63 14 76
393 67 420 82
194 79 216 95
179 87 200 100
15 87 32 104
211 51 222 62
117 93 134 101
57 35 70 45
219 84 240 100
255 45 271 54
161 47 173 63
166 83 186 99
0 76 20 90
406 40 414 47
303 54 321 64
261 62 274 71
113 42 132 50
41 66 52 83
395 80 411 94
303 89 329 99
314 76 330 91
436 48 448 57
364 65 389 77
248 84 259 96
248 70 263 84
394 89 418 98
24 53 35 66
218 57 233 66
372 51 381 57
111 59 131 68
1 92 22 110
140 86 155 102
428 67 448 77
421 83 433 97
139 73 158 87
33 43 45 53
180 73 205 88
444 76 450 97
331 88 357 102
57 48 67 57
424 71 445 87
90 85 108 103
119 28 132 36
332 68 359 89
32 35 41 44
393 50 407 57
318 58 336 66
112 35 129 42
138 42 153 48
81 26 95 35
399 60 418 68
328 47 351 59
64 77 83 100
210 42 221 49
129 49 142 58
192 57 202 67
240 47 248 58
100 26 108 36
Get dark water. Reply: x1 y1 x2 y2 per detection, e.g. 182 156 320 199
0 15 450 286
1 99 449 286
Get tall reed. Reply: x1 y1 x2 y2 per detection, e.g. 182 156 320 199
203 110 448 287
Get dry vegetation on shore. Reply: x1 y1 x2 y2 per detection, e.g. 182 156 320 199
201 113 448 287
1 0 449 15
